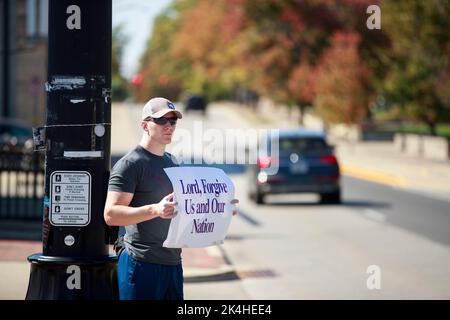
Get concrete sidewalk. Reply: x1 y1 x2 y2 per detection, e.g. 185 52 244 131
335 141 450 199
0 238 233 300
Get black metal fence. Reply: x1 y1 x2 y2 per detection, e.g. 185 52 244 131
0 150 45 220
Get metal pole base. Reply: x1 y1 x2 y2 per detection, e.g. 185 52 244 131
25 253 118 300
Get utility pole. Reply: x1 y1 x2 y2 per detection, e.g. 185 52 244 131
26 0 117 299
1 0 10 118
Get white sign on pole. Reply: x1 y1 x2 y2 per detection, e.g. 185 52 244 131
50 171 91 226
163 167 236 248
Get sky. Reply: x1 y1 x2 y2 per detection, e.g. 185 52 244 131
112 0 172 79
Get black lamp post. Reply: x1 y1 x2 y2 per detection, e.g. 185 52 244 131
26 0 118 300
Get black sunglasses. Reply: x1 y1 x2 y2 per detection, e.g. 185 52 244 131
146 116 178 126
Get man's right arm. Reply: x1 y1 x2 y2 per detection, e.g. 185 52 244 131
103 191 177 226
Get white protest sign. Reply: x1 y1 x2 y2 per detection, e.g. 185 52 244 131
163 167 236 248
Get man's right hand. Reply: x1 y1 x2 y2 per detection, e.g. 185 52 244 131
153 192 178 219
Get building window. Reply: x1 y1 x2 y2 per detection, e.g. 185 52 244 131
38 0 48 37
26 0 48 39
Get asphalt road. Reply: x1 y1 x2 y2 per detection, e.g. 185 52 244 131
220 173 450 299
342 176 450 247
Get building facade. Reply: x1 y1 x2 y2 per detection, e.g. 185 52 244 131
1 0 48 126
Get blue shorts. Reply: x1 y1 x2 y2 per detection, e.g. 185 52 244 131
118 249 184 300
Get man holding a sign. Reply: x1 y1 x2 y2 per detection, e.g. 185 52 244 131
104 97 238 300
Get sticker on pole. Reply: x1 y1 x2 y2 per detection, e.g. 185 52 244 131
50 171 91 226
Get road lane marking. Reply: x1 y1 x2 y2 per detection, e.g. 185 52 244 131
362 209 386 223
393 187 450 204
341 164 407 187
236 209 262 226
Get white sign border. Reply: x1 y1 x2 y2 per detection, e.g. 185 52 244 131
49 170 92 227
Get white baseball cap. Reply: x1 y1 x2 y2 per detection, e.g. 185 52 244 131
142 97 183 120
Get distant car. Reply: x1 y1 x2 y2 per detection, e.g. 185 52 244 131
0 118 35 170
247 129 341 204
0 118 33 152
185 94 207 115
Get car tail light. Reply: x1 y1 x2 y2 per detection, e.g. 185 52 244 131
319 155 337 164
257 172 268 183
257 156 271 169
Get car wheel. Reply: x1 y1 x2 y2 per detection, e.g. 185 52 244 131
320 191 341 204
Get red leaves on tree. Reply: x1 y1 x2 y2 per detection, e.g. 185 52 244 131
314 32 373 124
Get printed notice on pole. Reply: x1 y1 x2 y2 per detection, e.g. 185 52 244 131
163 167 236 248
50 171 91 226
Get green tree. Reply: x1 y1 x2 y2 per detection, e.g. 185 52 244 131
170 0 253 101
230 0 381 124
382 1 450 135
136 0 198 101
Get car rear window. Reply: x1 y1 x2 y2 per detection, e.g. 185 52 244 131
279 137 329 154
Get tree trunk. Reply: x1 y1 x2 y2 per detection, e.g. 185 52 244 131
298 104 305 126
427 121 437 136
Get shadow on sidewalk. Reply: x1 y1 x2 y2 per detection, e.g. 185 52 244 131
184 270 239 283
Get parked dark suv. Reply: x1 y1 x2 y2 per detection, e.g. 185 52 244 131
185 94 207 115
247 129 341 204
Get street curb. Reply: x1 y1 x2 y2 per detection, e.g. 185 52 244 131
341 164 408 187
183 245 237 283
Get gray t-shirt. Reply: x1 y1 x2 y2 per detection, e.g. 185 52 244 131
108 145 181 265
